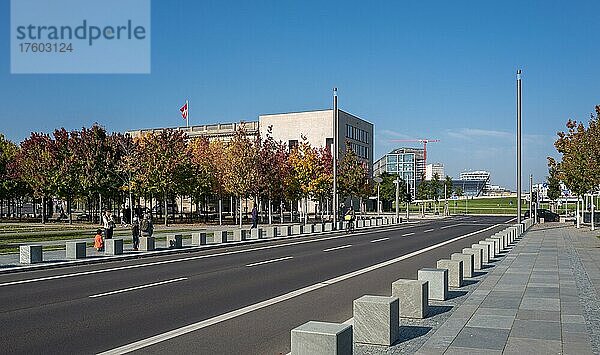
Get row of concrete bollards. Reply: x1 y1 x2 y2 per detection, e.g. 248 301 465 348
290 218 534 354
18 216 404 264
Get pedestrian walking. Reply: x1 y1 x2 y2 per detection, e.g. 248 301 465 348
94 228 104 252
131 215 140 250
251 205 258 228
140 213 154 237
102 211 115 239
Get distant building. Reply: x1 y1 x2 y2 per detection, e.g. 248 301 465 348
425 163 445 180
259 109 374 172
127 121 260 142
373 147 425 199
460 170 491 190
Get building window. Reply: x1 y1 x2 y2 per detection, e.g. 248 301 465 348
325 138 333 152
387 155 397 163
288 140 298 151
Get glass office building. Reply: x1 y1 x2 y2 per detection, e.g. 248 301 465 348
373 147 425 199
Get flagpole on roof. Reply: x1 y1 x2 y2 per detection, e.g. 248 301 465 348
186 99 189 128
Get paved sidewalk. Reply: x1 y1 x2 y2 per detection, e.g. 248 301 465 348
415 223 598 354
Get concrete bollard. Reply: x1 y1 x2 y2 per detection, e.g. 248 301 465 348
451 253 474 278
356 219 364 228
462 247 483 270
249 228 263 239
279 225 291 237
265 227 278 238
232 229 251 241
304 224 314 234
437 259 463 288
472 244 490 264
391 279 428 319
191 232 207 246
491 235 505 251
20 245 42 264
485 238 501 256
139 237 155 251
313 223 323 233
211 231 228 244
290 321 352 355
353 295 399 346
418 268 448 301
364 219 371 227
479 240 496 259
105 239 124 255
292 224 303 235
66 241 86 259
166 234 183 249
324 222 333 231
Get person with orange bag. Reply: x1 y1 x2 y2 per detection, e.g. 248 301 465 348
94 228 104 252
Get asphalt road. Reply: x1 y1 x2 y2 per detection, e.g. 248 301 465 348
0 215 513 354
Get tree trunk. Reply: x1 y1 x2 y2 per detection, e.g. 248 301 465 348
239 196 243 228
164 192 168 226
219 198 223 225
268 198 272 225
576 196 580 228
68 194 72 224
41 195 46 224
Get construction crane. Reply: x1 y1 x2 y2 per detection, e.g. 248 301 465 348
389 139 440 167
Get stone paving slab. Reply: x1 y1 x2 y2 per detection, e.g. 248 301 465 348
355 223 599 354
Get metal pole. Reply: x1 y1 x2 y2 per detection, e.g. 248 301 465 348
377 183 380 217
332 88 338 229
406 182 409 220
529 174 533 222
395 179 400 220
517 69 522 224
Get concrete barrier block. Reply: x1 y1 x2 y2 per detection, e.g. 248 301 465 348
479 240 496 259
353 295 399 346
364 219 371 227
382 218 389 225
105 239 124 255
214 231 228 243
304 224 314 234
66 241 86 259
418 268 448 301
437 259 463 288
250 228 262 239
356 219 364 228
374 219 380 226
232 229 251 241
485 238 501 255
491 235 505 251
20 245 42 264
462 247 483 270
391 279 428 319
166 234 183 249
278 226 290 237
324 222 333 231
290 321 352 355
313 224 323 233
292 224 303 235
451 253 473 278
265 227 278 238
191 232 207 246
471 244 489 264
139 237 155 251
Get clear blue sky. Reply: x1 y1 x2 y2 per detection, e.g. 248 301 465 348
2 0 599 190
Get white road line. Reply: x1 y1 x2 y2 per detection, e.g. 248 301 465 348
89 278 187 298
370 238 389 243
0 224 418 288
245 256 293 267
402 232 415 237
323 245 352 252
423 229 434 233
504 217 517 223
440 224 460 229
98 224 499 355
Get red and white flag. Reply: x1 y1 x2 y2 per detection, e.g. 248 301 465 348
180 101 188 120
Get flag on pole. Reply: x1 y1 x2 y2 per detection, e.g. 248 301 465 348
180 101 188 120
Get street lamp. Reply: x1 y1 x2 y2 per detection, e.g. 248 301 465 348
394 177 400 220
332 88 338 229
374 176 383 217
517 69 523 224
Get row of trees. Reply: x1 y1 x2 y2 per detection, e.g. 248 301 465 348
549 105 600 227
0 124 371 225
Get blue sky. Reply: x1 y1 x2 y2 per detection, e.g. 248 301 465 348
2 0 599 190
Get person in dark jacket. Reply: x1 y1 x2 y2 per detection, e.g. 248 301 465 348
251 205 258 228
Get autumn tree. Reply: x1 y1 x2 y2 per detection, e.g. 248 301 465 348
12 133 57 223
338 144 370 209
136 129 191 225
